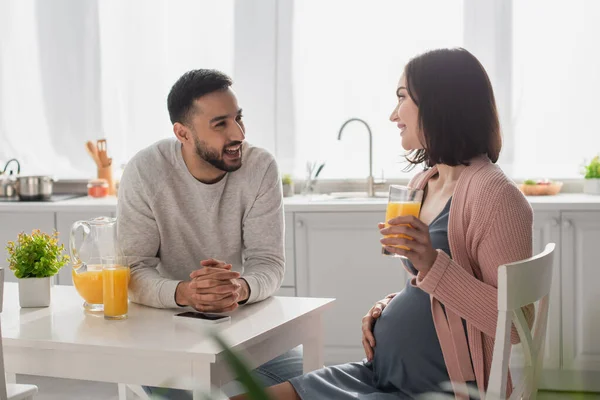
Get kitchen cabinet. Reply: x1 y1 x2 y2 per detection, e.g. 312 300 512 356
294 212 408 365
0 212 55 283
534 211 563 371
275 287 296 297
561 211 600 374
55 211 115 286
292 209 600 391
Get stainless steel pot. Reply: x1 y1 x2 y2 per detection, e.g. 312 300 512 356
0 158 20 199
17 176 54 201
0 175 18 198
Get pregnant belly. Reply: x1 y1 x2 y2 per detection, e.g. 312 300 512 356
370 281 449 392
372 282 436 353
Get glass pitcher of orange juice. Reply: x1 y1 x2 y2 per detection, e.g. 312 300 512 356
69 216 121 312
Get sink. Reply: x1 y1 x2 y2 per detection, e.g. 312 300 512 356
329 191 387 199
307 192 388 202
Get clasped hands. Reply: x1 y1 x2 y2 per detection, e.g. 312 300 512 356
176 259 249 313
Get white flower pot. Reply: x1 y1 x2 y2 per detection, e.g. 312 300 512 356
18 276 52 308
584 179 600 195
282 182 295 197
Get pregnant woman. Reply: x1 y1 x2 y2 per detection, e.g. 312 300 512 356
233 47 534 399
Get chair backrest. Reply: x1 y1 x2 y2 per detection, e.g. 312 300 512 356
0 267 8 400
486 243 555 400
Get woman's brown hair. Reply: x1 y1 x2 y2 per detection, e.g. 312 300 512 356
403 48 502 168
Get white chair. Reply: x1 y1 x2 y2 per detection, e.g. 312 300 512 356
0 268 38 400
486 243 556 400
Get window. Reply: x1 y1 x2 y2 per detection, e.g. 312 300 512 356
511 0 600 179
97 0 234 178
2 0 599 182
0 0 234 178
289 0 464 180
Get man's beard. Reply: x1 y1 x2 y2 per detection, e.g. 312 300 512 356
193 136 243 173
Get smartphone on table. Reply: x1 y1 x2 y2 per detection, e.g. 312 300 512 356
173 311 231 325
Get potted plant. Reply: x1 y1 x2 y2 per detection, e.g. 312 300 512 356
6 229 69 307
282 174 294 198
583 155 600 195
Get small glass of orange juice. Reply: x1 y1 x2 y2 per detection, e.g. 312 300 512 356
102 256 130 320
382 185 424 257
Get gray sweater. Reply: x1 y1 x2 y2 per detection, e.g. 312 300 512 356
117 138 285 308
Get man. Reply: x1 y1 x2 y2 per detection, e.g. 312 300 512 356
117 69 302 398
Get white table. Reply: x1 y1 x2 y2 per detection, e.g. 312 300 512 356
1 283 334 399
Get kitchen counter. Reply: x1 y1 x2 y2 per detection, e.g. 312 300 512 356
0 193 599 213
0 196 118 213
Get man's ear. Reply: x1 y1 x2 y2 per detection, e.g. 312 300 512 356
173 122 190 143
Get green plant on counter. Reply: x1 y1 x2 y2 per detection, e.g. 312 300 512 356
583 155 600 179
282 174 293 186
6 229 69 279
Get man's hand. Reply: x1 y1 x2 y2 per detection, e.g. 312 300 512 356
361 293 397 362
175 259 242 312
197 259 250 303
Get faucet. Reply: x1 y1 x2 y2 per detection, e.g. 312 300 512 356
337 118 385 197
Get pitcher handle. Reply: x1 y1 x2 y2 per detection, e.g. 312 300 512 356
70 221 91 271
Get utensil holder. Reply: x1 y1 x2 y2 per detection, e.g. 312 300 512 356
97 166 115 195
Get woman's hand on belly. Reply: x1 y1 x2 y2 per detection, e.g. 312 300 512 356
361 293 398 362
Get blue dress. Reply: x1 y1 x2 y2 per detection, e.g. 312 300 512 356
289 198 461 399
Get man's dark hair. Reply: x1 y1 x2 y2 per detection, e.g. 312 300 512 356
403 47 502 168
167 69 233 125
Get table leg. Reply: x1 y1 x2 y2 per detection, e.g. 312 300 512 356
302 316 325 373
192 361 213 400
117 383 127 400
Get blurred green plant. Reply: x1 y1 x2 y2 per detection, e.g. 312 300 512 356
213 333 271 400
583 155 600 179
150 330 271 400
282 174 293 186
6 229 69 279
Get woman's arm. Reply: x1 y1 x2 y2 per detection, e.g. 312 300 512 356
414 187 534 344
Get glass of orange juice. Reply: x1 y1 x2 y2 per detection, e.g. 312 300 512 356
382 185 424 257
102 256 130 320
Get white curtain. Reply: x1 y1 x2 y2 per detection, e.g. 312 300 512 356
0 0 98 177
0 0 233 178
